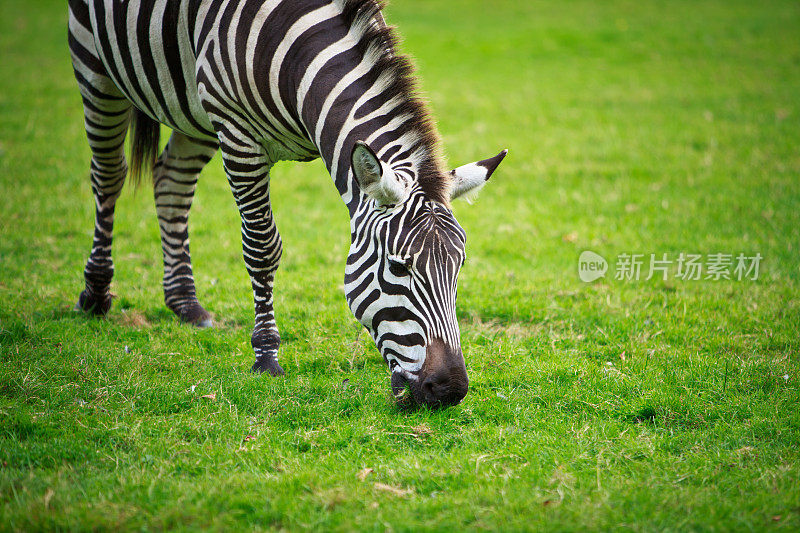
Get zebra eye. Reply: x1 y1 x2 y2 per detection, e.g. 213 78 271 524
388 256 411 277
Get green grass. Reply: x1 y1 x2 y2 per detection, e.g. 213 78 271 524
1 0 799 530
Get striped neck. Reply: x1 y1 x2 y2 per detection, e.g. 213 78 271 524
288 0 450 215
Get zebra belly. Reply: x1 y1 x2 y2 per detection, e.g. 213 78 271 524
88 0 217 140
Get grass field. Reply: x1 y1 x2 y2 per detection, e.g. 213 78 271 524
1 0 799 530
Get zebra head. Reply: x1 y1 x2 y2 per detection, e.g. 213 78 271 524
345 141 507 408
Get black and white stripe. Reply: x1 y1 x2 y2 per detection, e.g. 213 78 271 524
69 0 506 406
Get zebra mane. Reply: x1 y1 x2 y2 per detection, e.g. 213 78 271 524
338 0 451 205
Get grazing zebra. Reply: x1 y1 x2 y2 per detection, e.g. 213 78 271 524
68 0 507 407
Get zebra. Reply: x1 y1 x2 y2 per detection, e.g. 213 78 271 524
68 0 507 407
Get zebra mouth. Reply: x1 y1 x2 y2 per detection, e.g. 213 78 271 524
390 365 468 409
391 372 416 409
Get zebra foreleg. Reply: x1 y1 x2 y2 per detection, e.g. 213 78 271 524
70 0 132 315
153 132 219 327
75 98 132 316
218 141 285 376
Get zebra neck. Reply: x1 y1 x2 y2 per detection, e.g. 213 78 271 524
285 2 446 216
297 61 434 214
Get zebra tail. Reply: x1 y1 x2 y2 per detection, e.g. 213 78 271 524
128 108 160 188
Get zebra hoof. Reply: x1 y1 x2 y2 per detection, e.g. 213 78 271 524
75 289 112 317
194 317 213 328
251 358 285 376
172 301 213 328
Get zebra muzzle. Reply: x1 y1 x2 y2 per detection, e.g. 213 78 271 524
392 338 468 408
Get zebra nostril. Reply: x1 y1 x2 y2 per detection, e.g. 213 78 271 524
421 369 466 406
422 378 436 398
417 339 469 407
423 372 448 395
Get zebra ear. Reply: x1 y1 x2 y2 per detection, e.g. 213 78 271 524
352 141 409 206
450 149 508 202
